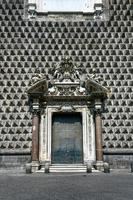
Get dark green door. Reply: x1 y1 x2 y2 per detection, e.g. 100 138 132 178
51 113 83 164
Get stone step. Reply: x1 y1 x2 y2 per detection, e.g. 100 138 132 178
37 167 99 173
50 164 86 168
50 165 87 172
36 164 100 173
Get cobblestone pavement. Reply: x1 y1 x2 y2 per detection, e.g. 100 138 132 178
0 171 133 200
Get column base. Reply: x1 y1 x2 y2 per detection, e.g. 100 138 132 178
85 161 93 173
31 161 40 173
103 162 110 173
95 161 104 171
39 161 50 173
25 163 32 174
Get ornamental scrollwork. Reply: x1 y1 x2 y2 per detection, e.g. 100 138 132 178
28 57 109 98
48 57 81 82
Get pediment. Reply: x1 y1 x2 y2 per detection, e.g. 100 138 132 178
27 57 110 99
85 78 110 98
27 78 47 94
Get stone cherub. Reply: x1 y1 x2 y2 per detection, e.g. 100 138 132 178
30 69 48 85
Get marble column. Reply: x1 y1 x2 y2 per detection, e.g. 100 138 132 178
32 111 39 161
31 100 40 172
94 100 103 170
95 111 103 162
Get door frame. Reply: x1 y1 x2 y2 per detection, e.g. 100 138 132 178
39 105 96 165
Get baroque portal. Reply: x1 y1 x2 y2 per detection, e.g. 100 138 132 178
27 57 110 173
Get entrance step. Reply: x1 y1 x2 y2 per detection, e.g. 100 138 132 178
36 165 100 173
49 164 87 173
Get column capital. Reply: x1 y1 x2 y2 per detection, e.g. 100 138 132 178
94 99 103 116
94 108 102 116
32 109 40 116
31 99 40 116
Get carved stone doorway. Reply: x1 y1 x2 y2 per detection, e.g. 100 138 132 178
27 57 110 173
51 113 83 164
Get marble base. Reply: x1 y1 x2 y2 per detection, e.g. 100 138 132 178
31 161 40 173
95 161 104 171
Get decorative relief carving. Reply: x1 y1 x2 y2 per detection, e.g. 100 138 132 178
56 104 76 112
48 57 81 82
30 72 47 85
48 83 86 96
28 57 109 98
87 68 103 83
47 57 88 96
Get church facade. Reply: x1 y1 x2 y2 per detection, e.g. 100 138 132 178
0 0 132 172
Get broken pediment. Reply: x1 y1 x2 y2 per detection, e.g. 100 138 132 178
27 78 48 94
27 57 110 99
85 79 111 98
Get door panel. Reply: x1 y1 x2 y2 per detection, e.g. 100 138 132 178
52 113 83 164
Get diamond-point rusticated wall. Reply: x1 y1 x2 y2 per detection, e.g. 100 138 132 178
0 0 133 168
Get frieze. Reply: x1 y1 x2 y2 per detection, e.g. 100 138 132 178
55 105 76 112
44 101 88 107
48 82 86 96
